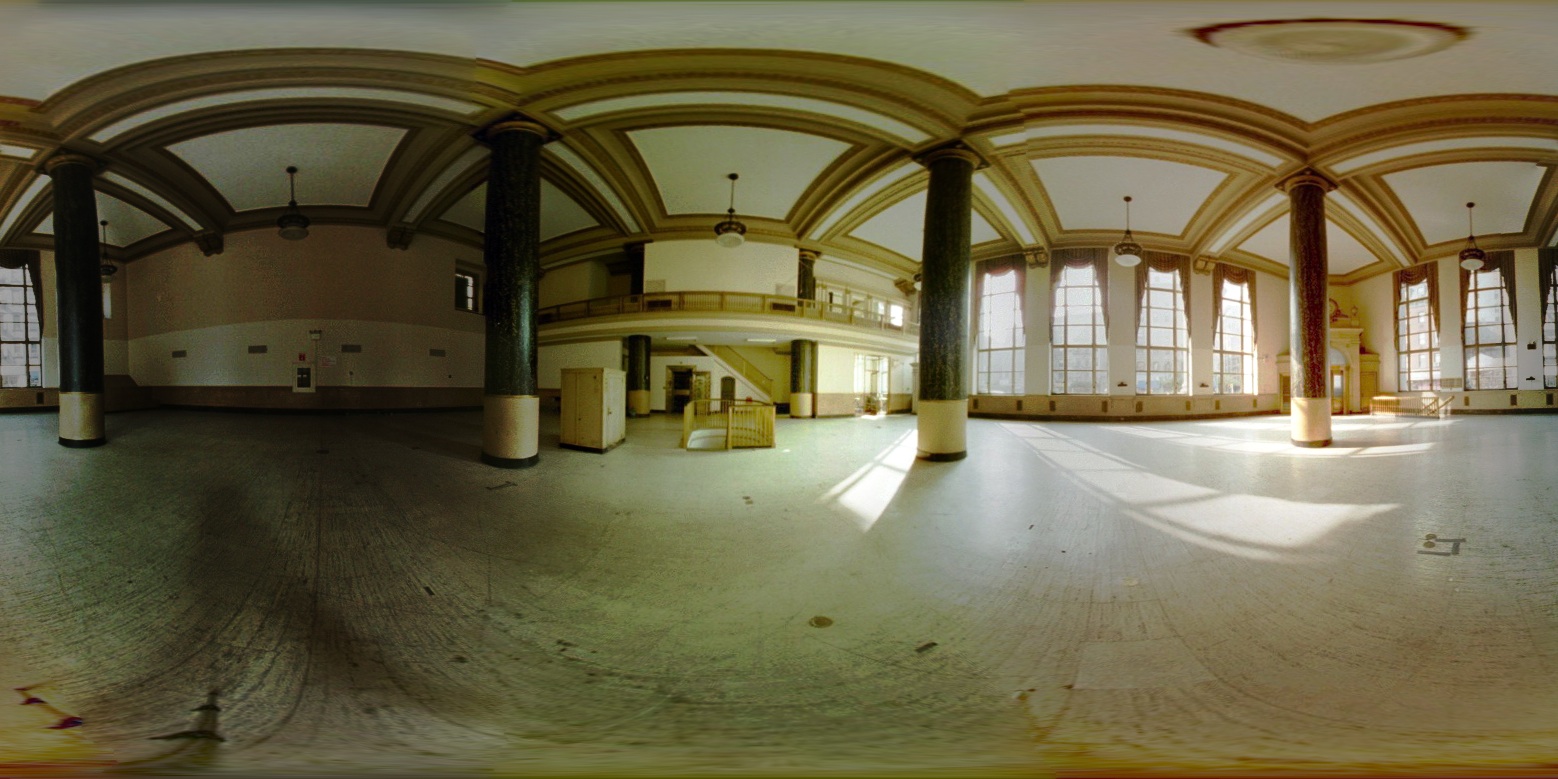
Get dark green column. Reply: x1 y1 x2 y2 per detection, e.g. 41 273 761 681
797 248 817 300
43 153 106 448
1284 170 1333 448
789 338 817 418
915 144 980 461
626 334 651 416
480 119 552 468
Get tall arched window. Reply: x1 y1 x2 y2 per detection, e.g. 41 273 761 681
1050 249 1108 394
975 259 1024 395
1212 264 1256 394
1462 251 1517 390
1541 249 1557 389
0 259 43 389
1395 264 1440 391
1135 253 1189 395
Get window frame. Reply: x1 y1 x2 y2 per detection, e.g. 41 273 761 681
1462 264 1517 390
1396 270 1440 392
455 265 481 314
1135 264 1189 395
0 264 43 389
1050 262 1109 395
974 261 1024 395
1212 273 1256 394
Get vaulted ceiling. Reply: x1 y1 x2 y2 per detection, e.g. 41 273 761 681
1 1 1556 285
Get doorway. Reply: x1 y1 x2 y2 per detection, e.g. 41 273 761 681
666 366 711 414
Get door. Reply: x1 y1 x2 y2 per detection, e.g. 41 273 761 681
1330 368 1346 415
719 376 736 412
692 372 711 405
667 366 694 413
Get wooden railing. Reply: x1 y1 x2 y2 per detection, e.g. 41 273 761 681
538 291 916 337
681 399 776 451
702 344 773 399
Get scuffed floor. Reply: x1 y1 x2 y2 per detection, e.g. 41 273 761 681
1 408 1555 777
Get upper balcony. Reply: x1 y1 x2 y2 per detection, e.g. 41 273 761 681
537 291 919 354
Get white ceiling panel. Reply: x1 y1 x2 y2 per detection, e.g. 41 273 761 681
405 145 489 223
1030 156 1229 236
1208 193 1285 255
168 123 407 212
809 162 918 239
1332 136 1558 174
848 190 1000 262
101 171 200 231
1236 216 1381 275
34 191 172 246
974 172 1036 245
0 143 36 160
92 87 482 142
557 92 928 144
440 180 598 241
1019 124 1283 168
548 145 640 233
1382 161 1548 245
629 126 851 219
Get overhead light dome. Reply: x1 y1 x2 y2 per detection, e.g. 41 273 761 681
277 165 310 241
1113 196 1142 268
1190 18 1469 64
713 173 746 248
1458 201 1485 271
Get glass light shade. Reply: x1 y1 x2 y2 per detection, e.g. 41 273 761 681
714 219 746 248
1459 246 1485 271
1114 239 1143 267
277 208 310 241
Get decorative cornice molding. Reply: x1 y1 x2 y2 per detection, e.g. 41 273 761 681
385 223 415 250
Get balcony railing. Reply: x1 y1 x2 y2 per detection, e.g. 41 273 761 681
537 291 917 336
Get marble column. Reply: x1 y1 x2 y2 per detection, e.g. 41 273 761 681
626 334 651 417
43 153 105 448
915 144 980 461
480 119 552 468
797 248 818 301
1283 170 1334 448
789 339 817 418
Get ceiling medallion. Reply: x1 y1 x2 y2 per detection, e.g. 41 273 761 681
1190 18 1469 64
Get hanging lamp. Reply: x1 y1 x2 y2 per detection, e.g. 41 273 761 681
276 165 311 241
1113 195 1142 267
1458 201 1485 271
713 173 747 248
98 220 116 279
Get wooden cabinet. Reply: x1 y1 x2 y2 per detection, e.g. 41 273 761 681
560 368 625 453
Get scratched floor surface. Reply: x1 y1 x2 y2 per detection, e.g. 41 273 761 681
0 409 1556 777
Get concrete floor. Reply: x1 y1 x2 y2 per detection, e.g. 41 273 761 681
1 408 1556 777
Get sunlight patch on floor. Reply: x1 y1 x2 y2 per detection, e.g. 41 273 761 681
818 429 917 532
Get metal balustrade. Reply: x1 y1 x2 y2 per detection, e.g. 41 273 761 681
538 291 917 336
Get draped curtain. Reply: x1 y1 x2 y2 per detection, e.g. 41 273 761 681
1049 247 1108 330
1134 251 1189 333
0 248 43 325
1394 262 1438 346
1211 263 1256 348
1539 249 1557 337
1460 250 1517 325
974 255 1025 302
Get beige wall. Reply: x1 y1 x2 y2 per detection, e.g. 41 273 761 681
126 226 484 391
540 258 611 309
644 239 797 295
538 340 621 390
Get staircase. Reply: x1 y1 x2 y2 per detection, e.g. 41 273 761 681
697 344 774 402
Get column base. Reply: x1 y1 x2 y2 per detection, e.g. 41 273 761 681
1290 396 1332 448
790 392 814 418
916 398 966 461
480 453 539 469
627 389 651 417
483 394 540 466
59 391 105 447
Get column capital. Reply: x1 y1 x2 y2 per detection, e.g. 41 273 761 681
477 115 558 144
913 141 986 170
797 248 820 264
1022 245 1048 268
385 223 415 251
40 152 100 176
1276 168 1337 193
193 230 224 257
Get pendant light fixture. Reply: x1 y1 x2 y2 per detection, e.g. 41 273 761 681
1458 201 1485 271
98 220 117 279
713 173 747 248
1113 195 1142 267
276 165 310 241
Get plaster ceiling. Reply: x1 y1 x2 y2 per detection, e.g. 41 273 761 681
1030 156 1229 236
34 191 171 247
167 123 407 212
0 1 1554 281
628 126 852 220
1381 161 1549 245
1237 216 1382 276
